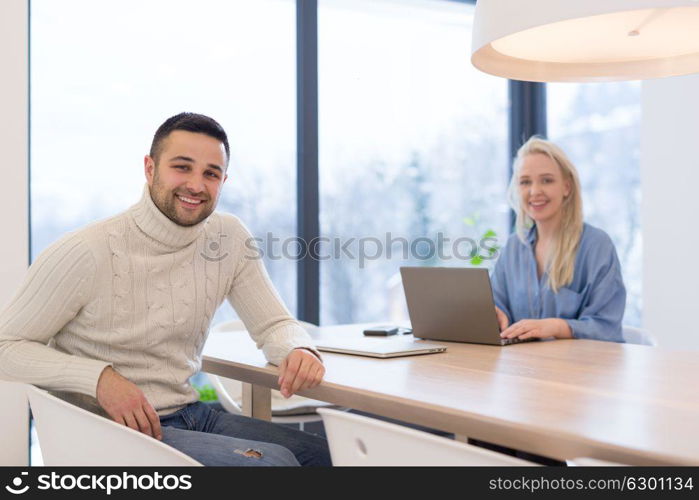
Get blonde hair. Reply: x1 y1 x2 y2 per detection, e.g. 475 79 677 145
507 137 584 293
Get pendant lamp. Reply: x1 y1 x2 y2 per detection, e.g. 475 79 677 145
471 0 699 82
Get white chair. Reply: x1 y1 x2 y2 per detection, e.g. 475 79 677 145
318 408 537 466
207 320 335 430
568 457 625 466
27 386 201 466
0 381 29 466
622 325 656 346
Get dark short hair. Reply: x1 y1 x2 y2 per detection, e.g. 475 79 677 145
150 112 230 165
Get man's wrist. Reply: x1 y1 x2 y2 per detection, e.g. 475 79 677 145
96 365 116 401
97 365 115 385
294 347 322 362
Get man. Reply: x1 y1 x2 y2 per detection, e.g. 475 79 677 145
0 113 330 466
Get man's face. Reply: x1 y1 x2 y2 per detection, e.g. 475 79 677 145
144 130 228 227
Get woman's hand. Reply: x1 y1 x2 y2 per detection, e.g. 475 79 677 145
500 318 572 341
495 306 510 332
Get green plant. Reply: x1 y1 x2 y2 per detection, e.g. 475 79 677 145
194 384 219 402
463 213 500 266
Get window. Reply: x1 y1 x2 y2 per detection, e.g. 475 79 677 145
318 0 508 324
547 82 642 326
30 0 298 318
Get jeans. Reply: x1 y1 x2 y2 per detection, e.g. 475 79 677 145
159 402 331 466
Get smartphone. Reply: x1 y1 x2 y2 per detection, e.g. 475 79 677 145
363 325 399 336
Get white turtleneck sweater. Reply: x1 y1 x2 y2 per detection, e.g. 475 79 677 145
0 185 316 415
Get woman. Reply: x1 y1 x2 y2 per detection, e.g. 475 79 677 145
492 137 626 342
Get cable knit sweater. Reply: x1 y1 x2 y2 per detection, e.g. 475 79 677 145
0 185 316 415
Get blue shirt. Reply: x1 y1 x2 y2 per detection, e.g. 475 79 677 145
491 223 626 342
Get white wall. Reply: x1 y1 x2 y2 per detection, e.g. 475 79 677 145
1 0 29 307
0 0 30 466
642 74 699 349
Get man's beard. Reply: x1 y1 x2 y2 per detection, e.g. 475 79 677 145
149 172 214 227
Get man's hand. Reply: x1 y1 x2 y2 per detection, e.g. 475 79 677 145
96 366 162 440
495 306 510 332
277 348 324 399
500 318 572 341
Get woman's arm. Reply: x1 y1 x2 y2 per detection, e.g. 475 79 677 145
563 251 626 342
490 244 514 329
501 230 626 342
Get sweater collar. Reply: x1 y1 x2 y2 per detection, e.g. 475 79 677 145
130 184 209 249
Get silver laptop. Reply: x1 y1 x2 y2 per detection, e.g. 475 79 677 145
316 336 446 359
400 267 532 346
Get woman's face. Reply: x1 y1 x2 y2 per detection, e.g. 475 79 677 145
518 153 571 226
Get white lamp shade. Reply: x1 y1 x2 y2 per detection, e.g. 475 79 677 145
471 0 699 82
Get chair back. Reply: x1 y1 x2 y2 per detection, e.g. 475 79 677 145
27 386 200 466
211 319 245 333
568 457 624 466
318 408 536 466
208 373 244 414
212 319 318 335
0 382 29 465
622 326 656 346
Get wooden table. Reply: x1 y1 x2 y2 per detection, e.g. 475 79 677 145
202 323 699 465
